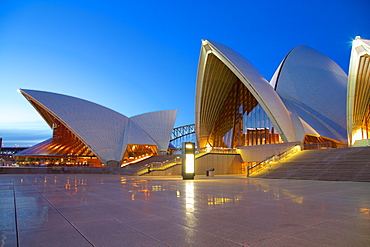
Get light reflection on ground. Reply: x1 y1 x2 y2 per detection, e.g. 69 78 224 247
1 174 369 246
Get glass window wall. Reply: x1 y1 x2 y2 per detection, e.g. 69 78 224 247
210 80 282 148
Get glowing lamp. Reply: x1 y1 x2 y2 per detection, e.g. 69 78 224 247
182 142 195 180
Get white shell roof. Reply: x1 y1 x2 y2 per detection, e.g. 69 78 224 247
131 110 178 152
20 89 176 164
195 40 296 147
121 119 157 154
271 45 348 143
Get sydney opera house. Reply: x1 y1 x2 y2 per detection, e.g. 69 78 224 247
14 36 369 171
15 89 177 168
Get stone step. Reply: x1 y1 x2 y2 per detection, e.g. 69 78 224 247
254 146 370 182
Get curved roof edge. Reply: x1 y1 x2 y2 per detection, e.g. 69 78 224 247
130 110 178 152
270 47 295 90
270 45 348 144
195 40 296 148
19 89 129 165
19 89 178 165
347 36 370 145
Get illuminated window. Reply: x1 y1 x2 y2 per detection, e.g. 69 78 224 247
122 144 157 163
209 69 282 148
303 135 342 149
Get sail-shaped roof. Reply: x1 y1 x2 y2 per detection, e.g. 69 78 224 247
20 89 128 164
19 89 177 166
131 110 178 152
195 40 296 148
270 45 348 143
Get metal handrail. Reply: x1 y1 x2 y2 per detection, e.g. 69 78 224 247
194 147 238 160
247 145 301 177
136 157 182 176
197 147 238 154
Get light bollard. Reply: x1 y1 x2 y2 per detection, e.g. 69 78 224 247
182 142 195 180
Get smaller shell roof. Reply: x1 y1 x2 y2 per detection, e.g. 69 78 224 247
20 89 128 164
271 45 348 143
131 110 178 152
19 89 177 165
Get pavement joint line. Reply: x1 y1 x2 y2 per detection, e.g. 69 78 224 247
12 178 20 247
24 176 95 247
285 226 317 237
245 233 281 245
112 218 170 247
5 174 369 246
170 219 245 246
28 174 168 246
331 214 360 222
115 212 245 246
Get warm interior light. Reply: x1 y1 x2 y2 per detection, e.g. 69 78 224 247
352 128 363 144
121 155 152 167
205 143 212 153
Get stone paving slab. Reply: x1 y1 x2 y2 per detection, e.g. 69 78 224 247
0 174 369 246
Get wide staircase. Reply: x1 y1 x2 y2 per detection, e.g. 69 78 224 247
253 146 370 182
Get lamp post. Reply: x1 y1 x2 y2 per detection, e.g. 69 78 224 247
182 142 195 180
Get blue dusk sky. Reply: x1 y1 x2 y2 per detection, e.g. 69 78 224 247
0 0 369 147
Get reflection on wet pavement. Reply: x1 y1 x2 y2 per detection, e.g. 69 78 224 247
0 174 369 246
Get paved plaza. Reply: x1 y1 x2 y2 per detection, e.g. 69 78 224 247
0 174 369 246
